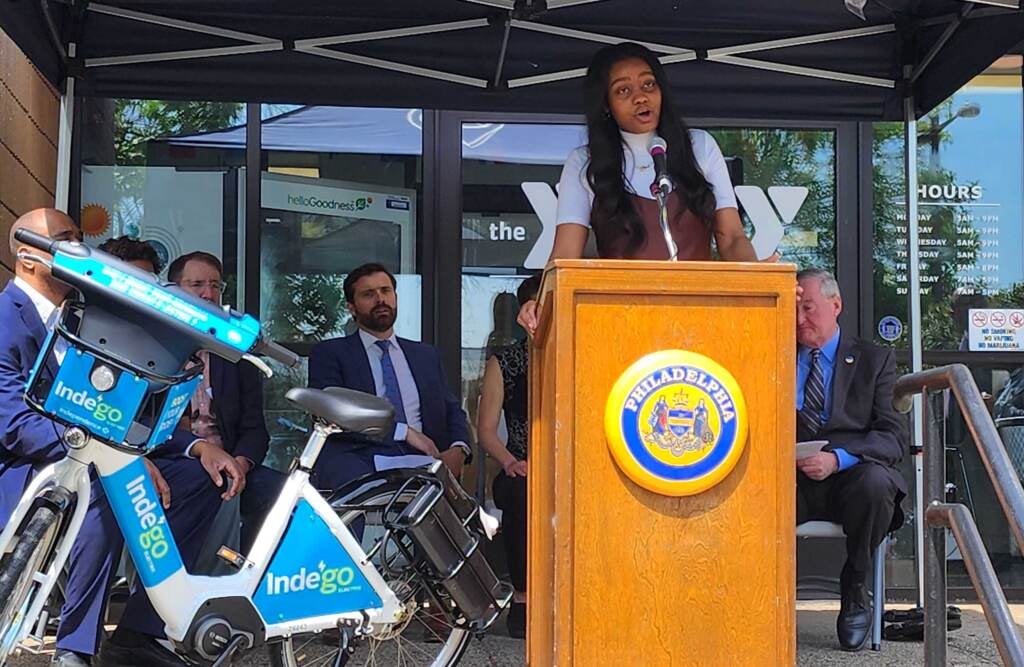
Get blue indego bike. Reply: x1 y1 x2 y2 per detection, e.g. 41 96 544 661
0 231 511 666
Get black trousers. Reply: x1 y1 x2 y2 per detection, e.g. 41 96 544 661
493 473 527 593
797 462 899 586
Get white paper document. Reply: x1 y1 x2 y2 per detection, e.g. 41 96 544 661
373 454 436 471
796 440 828 461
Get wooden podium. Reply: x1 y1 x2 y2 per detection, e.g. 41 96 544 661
528 260 796 666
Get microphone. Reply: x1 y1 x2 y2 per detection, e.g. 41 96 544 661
647 135 672 198
646 135 678 261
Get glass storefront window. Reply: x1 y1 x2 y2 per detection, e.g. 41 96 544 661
257 105 425 466
708 127 837 272
873 57 1024 594
79 98 245 304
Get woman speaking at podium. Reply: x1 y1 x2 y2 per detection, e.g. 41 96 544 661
518 42 759 334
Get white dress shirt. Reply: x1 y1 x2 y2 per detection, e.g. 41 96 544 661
358 328 422 441
356 328 469 456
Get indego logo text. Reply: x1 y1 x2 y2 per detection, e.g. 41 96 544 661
264 561 360 596
126 474 170 561
54 380 125 424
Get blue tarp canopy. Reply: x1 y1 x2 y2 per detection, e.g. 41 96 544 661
158 106 585 164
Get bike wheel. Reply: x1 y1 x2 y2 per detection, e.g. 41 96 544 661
268 480 472 667
0 504 64 663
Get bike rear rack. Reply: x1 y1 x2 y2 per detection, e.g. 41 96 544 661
381 467 513 632
894 364 1024 666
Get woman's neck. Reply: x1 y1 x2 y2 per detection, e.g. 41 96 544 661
620 129 655 155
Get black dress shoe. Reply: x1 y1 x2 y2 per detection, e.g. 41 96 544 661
837 582 872 652
98 630 188 667
51 649 92 667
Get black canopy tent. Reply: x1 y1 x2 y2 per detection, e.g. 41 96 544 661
3 0 1024 606
2 0 1023 120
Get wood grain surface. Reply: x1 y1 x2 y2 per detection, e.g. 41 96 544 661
529 260 796 667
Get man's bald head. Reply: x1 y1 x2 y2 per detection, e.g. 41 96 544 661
9 208 81 302
8 208 79 256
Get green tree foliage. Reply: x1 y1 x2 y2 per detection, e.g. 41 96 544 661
115 100 243 166
710 128 836 272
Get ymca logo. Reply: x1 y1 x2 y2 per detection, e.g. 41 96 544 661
521 183 809 267
733 186 809 259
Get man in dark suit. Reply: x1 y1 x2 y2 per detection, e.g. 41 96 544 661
167 251 283 551
308 263 472 491
0 211 236 667
795 267 907 652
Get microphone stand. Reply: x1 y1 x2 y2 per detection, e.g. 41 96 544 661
651 183 678 261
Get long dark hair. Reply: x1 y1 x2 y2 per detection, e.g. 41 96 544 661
583 42 716 256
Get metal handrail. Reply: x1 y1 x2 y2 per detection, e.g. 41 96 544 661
894 364 1024 666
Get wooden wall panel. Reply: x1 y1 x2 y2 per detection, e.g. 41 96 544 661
0 28 59 283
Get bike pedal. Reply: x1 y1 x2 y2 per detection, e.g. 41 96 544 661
209 635 248 667
216 546 247 570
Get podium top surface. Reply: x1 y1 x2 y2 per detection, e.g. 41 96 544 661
544 259 796 275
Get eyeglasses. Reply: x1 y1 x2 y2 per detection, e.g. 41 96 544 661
183 280 224 293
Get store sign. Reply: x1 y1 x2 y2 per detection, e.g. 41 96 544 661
262 174 412 225
968 308 1024 351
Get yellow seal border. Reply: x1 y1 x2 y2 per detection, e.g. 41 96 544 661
603 350 749 496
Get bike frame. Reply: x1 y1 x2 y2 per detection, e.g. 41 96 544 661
0 421 404 652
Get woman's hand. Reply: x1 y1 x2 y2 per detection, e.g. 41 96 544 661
503 459 528 477
758 250 803 301
517 299 539 337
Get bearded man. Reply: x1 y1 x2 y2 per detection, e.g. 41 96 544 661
308 263 472 490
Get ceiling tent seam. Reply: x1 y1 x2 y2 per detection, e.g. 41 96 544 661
295 46 490 88
510 20 694 54
294 19 490 49
706 24 897 58
85 43 284 68
710 55 896 88
87 3 277 44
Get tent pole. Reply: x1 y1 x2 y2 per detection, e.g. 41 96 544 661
904 66 925 609
55 42 75 214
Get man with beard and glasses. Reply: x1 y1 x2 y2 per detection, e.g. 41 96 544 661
308 263 472 492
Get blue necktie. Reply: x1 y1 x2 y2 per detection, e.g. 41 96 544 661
375 339 407 423
800 348 826 435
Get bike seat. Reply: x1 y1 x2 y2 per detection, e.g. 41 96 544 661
285 387 394 437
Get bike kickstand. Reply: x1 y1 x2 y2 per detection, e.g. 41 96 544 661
332 624 356 667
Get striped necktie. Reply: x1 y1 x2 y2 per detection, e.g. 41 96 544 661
800 348 826 435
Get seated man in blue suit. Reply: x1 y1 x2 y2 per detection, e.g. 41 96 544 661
0 211 241 667
167 251 284 551
309 263 472 491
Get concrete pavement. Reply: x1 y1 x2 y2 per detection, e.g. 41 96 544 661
7 602 1019 665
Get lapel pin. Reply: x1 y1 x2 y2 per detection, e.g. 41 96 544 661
844 355 855 365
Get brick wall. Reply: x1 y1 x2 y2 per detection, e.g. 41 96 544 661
0 28 59 283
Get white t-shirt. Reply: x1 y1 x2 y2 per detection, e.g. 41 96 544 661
555 129 737 228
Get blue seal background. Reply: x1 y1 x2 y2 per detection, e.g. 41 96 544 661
618 365 739 482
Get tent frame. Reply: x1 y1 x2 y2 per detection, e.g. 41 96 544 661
48 0 1021 609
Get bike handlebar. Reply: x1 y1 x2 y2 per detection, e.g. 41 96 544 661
16 231 299 370
254 339 300 369
14 228 57 255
